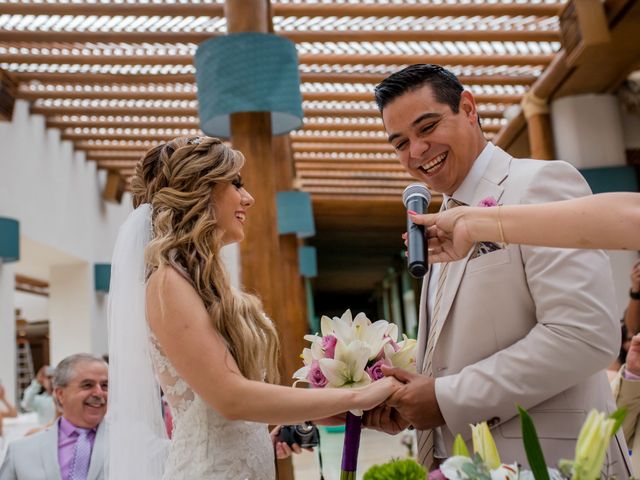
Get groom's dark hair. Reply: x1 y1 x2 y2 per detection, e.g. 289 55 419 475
374 64 464 113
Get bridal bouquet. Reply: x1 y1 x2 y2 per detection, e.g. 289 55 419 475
430 406 627 480
293 309 417 480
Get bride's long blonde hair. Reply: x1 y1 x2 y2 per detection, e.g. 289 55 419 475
131 136 280 383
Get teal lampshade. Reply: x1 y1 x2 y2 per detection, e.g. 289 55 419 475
0 217 19 263
195 32 304 138
276 191 315 238
94 263 111 292
299 246 317 278
579 166 638 194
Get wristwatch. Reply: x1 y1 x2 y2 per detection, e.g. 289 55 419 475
630 289 640 300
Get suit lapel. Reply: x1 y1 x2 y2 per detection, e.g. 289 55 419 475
416 272 430 372
40 420 62 480
86 421 105 480
423 148 512 371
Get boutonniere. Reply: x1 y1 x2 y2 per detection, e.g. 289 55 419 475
477 196 498 208
471 197 503 257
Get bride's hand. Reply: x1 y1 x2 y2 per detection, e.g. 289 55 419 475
355 376 402 411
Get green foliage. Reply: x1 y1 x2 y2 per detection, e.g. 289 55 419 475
518 405 550 480
363 458 427 480
608 407 628 436
459 454 492 480
452 434 471 458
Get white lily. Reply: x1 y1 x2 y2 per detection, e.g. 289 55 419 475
383 335 418 372
355 318 391 360
330 310 359 345
490 463 519 480
385 322 399 343
318 339 372 389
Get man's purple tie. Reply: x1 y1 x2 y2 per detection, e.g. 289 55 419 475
69 428 92 480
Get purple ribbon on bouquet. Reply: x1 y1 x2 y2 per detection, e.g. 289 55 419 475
340 412 362 480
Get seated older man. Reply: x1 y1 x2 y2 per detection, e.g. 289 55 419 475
0 353 108 480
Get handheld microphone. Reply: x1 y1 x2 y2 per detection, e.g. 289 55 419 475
402 184 432 278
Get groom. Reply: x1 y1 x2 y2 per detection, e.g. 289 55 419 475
366 64 631 477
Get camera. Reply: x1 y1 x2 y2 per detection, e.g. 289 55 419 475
277 422 320 448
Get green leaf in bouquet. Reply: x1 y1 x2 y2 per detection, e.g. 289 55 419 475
362 458 426 480
517 405 550 480
452 434 471 458
608 407 627 436
459 455 492 480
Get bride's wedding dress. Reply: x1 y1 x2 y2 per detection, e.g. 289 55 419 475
149 334 276 480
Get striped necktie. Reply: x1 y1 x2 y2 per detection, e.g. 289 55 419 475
417 197 463 471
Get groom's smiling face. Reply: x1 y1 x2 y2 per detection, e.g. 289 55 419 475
382 85 480 196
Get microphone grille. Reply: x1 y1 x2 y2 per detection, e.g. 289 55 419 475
402 183 432 207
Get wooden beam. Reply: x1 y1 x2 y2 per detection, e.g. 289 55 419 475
47 118 201 130
297 162 403 171
12 72 197 84
18 86 522 104
293 143 394 153
3 51 555 66
295 155 397 162
12 71 538 86
0 30 559 44
299 171 413 180
44 109 503 131
75 142 151 152
0 3 562 17
62 132 197 142
65 129 500 143
15 274 49 297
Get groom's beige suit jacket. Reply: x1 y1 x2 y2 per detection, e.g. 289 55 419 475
416 145 632 477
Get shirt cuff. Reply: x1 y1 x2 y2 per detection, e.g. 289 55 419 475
623 367 640 381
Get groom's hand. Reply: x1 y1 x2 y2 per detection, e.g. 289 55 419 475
362 405 410 435
381 365 445 430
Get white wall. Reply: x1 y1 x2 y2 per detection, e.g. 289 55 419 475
0 101 132 263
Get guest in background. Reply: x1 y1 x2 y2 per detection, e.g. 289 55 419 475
612 333 640 474
625 260 640 335
609 323 633 382
0 353 108 480
20 365 56 425
0 383 18 452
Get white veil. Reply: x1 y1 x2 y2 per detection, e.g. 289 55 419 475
106 203 169 479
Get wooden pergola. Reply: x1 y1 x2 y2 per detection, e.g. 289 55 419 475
0 0 571 304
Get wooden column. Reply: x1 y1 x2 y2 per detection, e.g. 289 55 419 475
521 91 555 160
224 2 295 479
273 134 309 381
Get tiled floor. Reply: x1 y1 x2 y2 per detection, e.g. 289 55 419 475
292 427 416 479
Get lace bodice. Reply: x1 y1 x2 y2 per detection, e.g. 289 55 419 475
149 334 275 480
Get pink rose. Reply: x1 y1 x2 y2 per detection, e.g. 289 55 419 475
478 196 497 207
428 468 447 480
322 334 337 359
307 360 328 388
366 359 387 381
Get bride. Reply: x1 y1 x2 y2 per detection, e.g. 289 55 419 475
106 136 399 480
